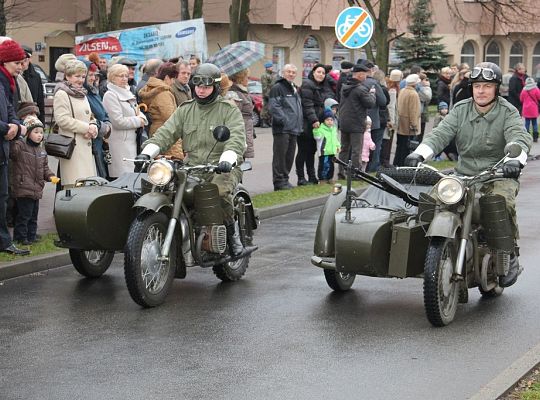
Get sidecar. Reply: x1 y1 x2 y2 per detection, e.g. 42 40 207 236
311 168 440 291
54 173 148 278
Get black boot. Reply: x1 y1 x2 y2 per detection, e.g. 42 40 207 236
226 222 245 258
533 132 538 143
499 254 523 287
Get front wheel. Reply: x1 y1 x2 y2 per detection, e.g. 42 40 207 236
423 237 459 327
324 269 356 291
124 212 176 307
70 249 114 278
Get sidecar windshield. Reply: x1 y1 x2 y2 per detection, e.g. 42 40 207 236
358 184 433 212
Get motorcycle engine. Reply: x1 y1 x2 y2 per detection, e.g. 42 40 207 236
201 225 227 254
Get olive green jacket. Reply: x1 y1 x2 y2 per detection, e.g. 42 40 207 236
422 97 532 176
143 96 246 166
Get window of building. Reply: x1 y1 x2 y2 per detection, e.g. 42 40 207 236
509 42 524 70
460 41 475 67
332 40 351 71
302 35 321 78
485 41 500 66
532 42 540 79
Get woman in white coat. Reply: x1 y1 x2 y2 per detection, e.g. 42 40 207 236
53 60 98 187
102 64 146 178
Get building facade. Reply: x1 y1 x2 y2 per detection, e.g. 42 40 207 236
6 0 540 83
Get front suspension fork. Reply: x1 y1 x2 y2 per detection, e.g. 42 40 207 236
455 191 474 277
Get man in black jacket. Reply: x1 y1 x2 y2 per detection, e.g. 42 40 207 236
337 63 376 178
21 45 45 124
268 64 303 191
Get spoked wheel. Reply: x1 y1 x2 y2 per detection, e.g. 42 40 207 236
423 237 459 327
124 212 176 307
478 253 504 298
252 110 260 127
70 249 114 278
324 269 356 291
213 197 253 282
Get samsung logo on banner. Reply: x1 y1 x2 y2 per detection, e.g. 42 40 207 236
176 27 196 38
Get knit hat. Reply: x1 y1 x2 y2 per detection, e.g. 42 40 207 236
264 61 273 68
17 101 40 119
55 53 77 73
406 73 420 85
524 77 537 91
340 61 354 70
23 115 44 132
0 40 27 64
389 69 403 82
438 101 449 110
322 109 334 121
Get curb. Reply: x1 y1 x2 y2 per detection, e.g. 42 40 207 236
0 196 328 282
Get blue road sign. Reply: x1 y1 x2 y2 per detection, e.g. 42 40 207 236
335 7 374 49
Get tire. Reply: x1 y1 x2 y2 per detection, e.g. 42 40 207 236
423 237 459 327
377 167 442 186
252 110 260 127
213 197 253 282
124 212 176 307
324 269 355 291
70 249 114 278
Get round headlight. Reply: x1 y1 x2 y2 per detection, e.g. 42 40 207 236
147 159 174 186
436 177 464 205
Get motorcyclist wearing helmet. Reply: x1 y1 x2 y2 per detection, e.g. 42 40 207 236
405 62 532 287
135 63 248 257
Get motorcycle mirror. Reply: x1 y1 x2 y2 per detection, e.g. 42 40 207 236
213 126 230 142
504 143 522 158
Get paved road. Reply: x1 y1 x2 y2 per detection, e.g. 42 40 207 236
2 154 540 399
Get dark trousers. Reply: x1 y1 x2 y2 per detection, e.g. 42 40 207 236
14 197 39 242
393 134 414 167
295 135 317 182
338 131 363 176
272 133 297 188
92 137 109 179
0 164 12 249
318 155 335 181
367 126 385 172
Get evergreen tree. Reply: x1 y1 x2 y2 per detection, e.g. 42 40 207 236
394 0 448 71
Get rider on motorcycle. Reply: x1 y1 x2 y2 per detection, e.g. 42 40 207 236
135 63 248 257
405 61 532 287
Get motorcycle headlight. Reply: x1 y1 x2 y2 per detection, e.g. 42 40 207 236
436 177 464 205
147 159 174 186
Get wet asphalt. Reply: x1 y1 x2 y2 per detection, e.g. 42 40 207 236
2 158 540 400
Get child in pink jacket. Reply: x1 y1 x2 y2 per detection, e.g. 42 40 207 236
519 77 540 142
361 116 376 171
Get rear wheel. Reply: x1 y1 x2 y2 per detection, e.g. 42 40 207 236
252 110 260 127
124 212 176 307
423 237 459 327
70 249 114 278
324 269 355 291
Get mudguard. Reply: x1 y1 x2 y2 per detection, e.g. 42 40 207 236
134 192 172 213
235 183 258 230
313 188 349 257
426 210 461 238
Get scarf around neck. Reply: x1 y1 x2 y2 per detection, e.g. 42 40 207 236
0 65 15 92
54 80 88 98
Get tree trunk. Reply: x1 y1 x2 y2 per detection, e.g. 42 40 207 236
109 0 126 31
229 0 240 43
92 0 108 33
180 0 190 20
192 0 203 19
0 0 6 36
238 0 250 41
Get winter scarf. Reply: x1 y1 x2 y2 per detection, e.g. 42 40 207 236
0 65 15 92
54 81 87 99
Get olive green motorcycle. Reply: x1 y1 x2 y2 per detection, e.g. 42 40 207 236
311 143 522 326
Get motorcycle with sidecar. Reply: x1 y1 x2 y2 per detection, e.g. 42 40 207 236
54 126 258 308
311 143 523 326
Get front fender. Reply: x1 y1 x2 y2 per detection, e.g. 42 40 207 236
133 192 172 213
426 210 461 238
313 188 349 257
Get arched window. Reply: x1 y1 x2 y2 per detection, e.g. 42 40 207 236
485 41 500 66
460 41 475 67
509 42 524 69
532 42 540 79
303 35 321 78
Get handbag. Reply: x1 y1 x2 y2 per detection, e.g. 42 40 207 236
45 96 76 159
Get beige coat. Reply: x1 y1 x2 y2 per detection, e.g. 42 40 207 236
53 90 96 186
17 75 33 103
397 85 421 136
103 83 146 177
138 77 183 159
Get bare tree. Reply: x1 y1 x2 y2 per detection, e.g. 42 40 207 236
0 0 42 36
180 0 204 20
229 0 250 43
91 0 126 33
